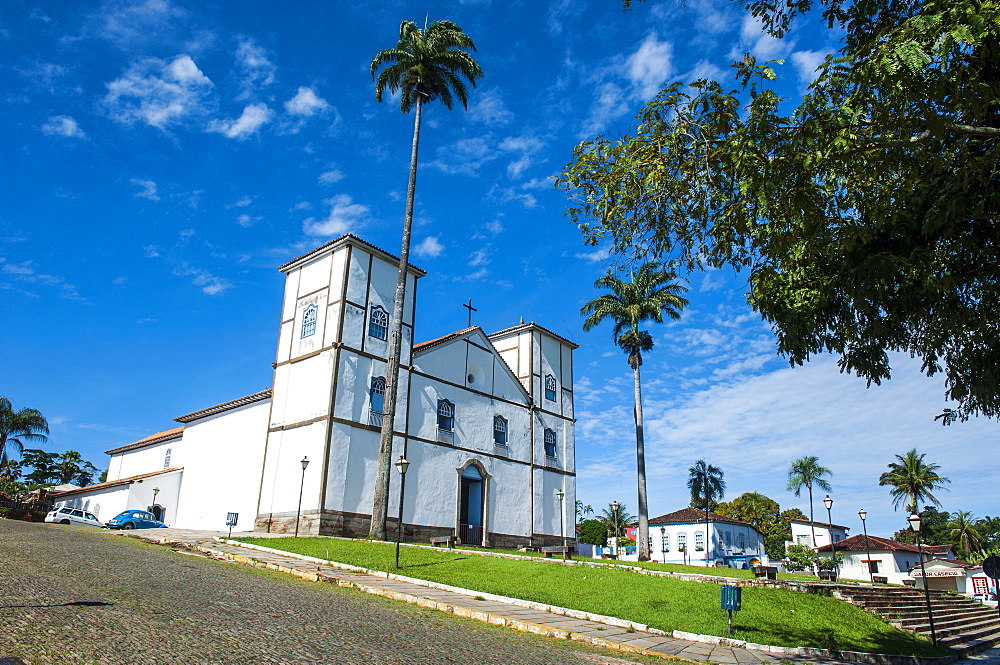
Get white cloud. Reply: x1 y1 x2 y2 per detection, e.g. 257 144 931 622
172 262 233 295
0 259 86 301
498 135 547 179
87 0 193 51
104 54 214 129
302 194 369 237
130 178 159 201
466 89 514 125
228 196 253 208
236 213 260 228
736 14 789 61
574 248 611 264
468 247 490 267
41 115 86 139
580 81 630 137
318 169 344 185
235 37 276 90
792 49 828 87
426 137 498 176
414 236 444 258
284 86 329 116
208 103 272 139
626 33 673 99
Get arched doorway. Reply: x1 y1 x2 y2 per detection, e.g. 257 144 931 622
459 464 484 546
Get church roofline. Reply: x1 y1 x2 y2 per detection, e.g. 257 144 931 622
105 426 184 455
54 467 184 496
174 389 272 423
413 327 478 354
277 234 427 277
488 322 579 349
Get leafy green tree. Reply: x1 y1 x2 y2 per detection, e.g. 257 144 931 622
575 500 594 523
687 460 725 565
368 19 483 540
0 397 49 464
784 544 820 572
0 459 23 497
786 456 832 547
582 264 689 561
578 518 609 546
559 0 1000 422
976 516 1000 549
21 449 59 485
878 449 950 513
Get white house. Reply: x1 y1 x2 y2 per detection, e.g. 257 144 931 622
815 534 942 584
630 508 768 567
913 558 991 597
53 235 577 547
786 517 850 550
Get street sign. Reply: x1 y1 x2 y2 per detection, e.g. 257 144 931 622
721 585 742 634
984 555 1000 580
226 512 238 539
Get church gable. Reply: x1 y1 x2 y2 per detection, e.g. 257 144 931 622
413 327 530 404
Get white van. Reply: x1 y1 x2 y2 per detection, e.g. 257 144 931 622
44 506 103 527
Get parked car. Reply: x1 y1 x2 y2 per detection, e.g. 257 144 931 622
44 506 103 527
105 510 168 530
973 592 998 606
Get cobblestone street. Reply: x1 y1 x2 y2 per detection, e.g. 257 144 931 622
0 520 643 665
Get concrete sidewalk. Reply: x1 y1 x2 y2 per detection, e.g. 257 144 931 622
118 529 961 665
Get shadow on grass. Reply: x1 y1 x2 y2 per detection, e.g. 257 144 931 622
3 600 113 609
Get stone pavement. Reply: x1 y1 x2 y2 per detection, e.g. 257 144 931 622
120 528 920 665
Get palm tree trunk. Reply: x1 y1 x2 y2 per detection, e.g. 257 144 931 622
633 361 650 561
808 484 816 547
705 505 711 566
369 97 423 541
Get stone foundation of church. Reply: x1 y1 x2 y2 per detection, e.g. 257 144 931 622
254 509 575 552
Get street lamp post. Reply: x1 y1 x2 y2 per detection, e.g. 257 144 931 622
910 512 937 646
859 509 874 584
823 495 838 579
295 456 309 537
611 500 620 558
394 455 409 569
555 489 566 548
660 526 667 564
151 486 160 512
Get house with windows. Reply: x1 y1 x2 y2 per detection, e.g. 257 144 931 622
620 508 769 567
786 518 850 550
815 534 948 584
53 234 577 548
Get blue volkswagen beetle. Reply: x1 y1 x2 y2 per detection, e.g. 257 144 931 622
105 510 168 530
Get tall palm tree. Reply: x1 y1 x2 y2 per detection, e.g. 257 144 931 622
368 20 483 540
581 263 688 561
0 397 49 465
687 459 725 565
947 510 983 554
599 502 635 539
786 456 832 547
878 448 950 514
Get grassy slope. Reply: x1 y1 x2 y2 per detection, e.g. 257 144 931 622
235 537 943 657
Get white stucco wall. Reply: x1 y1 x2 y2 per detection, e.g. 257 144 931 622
642 521 766 566
55 469 183 525
108 436 181 481
172 399 270 531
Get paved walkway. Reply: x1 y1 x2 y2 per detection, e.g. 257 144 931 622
120 528 917 665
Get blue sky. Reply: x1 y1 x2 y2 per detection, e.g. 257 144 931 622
2 0 993 539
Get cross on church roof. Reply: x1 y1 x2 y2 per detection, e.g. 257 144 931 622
462 298 477 327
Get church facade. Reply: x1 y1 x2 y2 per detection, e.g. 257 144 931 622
54 235 577 548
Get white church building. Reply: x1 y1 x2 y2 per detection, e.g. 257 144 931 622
54 234 578 548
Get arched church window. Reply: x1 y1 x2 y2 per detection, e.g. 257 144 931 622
437 399 454 432
493 415 507 446
368 306 388 340
543 428 557 458
544 374 557 401
369 377 386 427
301 304 318 338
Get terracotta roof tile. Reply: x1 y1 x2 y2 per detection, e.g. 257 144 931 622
413 327 478 354
54 467 183 496
105 427 183 455
649 507 753 528
175 389 271 423
789 517 851 531
816 533 921 554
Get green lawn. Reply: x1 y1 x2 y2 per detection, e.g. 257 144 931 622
234 536 944 657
